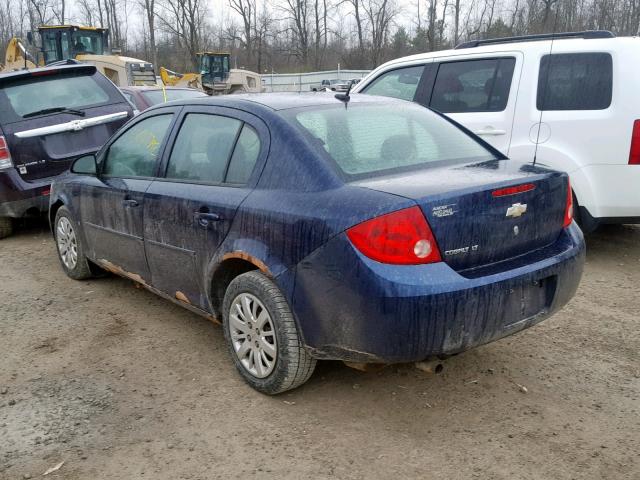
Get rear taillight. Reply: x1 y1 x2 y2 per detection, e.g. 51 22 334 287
563 179 574 228
0 136 13 170
629 120 640 165
346 206 442 265
492 183 536 197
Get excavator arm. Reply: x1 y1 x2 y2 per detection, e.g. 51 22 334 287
1 38 37 72
160 66 202 90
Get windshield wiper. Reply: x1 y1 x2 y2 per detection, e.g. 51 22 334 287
23 107 86 119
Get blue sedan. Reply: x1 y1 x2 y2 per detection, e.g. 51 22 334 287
49 93 585 394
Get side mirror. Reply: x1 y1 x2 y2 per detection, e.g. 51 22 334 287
71 154 97 175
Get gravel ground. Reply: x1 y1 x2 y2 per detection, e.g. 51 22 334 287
0 220 638 480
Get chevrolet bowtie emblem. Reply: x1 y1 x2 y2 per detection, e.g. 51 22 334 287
506 203 527 218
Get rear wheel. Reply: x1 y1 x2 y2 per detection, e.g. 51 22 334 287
222 271 316 394
54 206 93 280
0 217 13 239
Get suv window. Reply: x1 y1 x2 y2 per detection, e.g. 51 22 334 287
166 113 243 184
3 72 110 118
430 58 515 113
103 114 173 177
363 65 425 101
537 53 612 111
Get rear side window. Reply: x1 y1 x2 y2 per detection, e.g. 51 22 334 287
289 103 497 179
3 72 110 117
362 65 425 101
537 53 612 111
225 125 261 184
166 113 244 184
103 114 173 177
430 58 515 113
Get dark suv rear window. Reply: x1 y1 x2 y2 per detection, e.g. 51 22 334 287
537 53 612 111
2 71 110 118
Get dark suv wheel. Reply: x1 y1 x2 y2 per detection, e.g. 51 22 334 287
222 271 316 394
0 217 13 239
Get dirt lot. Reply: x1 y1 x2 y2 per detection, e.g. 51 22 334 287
0 220 638 480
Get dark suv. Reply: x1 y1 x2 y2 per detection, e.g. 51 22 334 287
0 63 133 238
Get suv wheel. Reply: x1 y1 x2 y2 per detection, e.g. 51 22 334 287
54 206 93 280
222 271 316 394
0 217 13 239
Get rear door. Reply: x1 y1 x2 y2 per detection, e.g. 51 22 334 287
0 66 132 181
81 110 177 282
143 106 268 308
425 54 522 154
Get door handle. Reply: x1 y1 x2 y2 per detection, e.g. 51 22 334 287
123 199 139 208
475 128 507 136
194 211 223 227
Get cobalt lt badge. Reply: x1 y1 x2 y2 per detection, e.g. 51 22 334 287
506 202 527 218
513 225 519 236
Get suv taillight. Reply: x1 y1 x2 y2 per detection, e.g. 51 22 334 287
0 136 13 170
346 206 442 264
563 178 574 228
629 120 640 165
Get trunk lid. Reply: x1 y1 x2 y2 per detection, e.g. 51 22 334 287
352 159 568 272
2 104 130 181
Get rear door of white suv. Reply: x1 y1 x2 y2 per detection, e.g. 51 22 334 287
420 52 524 154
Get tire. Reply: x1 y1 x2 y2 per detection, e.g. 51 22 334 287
0 217 13 239
54 206 93 280
222 271 316 394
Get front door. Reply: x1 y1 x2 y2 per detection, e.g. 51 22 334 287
143 107 266 308
81 112 176 282
425 54 523 155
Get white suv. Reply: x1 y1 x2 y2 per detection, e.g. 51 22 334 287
352 31 640 231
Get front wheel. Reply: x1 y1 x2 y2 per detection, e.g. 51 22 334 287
54 206 93 280
222 271 316 394
0 217 13 239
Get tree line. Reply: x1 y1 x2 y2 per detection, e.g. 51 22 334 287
2 0 640 74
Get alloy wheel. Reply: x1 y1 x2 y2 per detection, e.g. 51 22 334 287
56 217 78 270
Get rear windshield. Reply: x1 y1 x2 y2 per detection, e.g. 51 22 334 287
3 72 110 118
286 103 498 178
142 89 207 106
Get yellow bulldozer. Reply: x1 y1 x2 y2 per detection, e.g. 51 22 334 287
160 52 262 95
1 25 157 87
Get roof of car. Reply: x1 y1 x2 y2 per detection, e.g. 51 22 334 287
168 92 405 111
0 63 96 84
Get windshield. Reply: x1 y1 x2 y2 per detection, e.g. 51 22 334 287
200 55 230 75
286 103 498 179
3 72 109 117
142 89 208 105
71 30 105 55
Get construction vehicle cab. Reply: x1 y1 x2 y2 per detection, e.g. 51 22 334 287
198 52 230 89
38 25 107 63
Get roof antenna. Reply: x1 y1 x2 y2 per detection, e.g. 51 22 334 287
335 80 354 105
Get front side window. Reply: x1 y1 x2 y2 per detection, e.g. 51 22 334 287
103 114 173 177
537 53 612 111
288 103 497 179
363 65 425 101
430 58 516 113
166 113 243 183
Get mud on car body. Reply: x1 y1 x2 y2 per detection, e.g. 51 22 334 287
49 93 585 394
0 63 134 238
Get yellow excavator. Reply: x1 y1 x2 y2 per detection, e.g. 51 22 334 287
1 25 157 87
160 52 262 95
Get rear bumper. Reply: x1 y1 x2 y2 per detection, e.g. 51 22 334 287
0 169 51 217
574 164 640 219
292 223 585 363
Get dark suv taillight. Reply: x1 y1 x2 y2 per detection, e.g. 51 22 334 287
563 179 574 228
629 120 640 165
0 136 13 170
